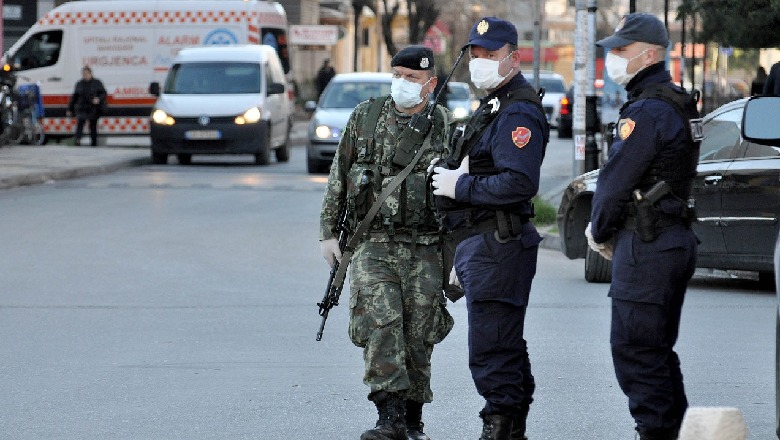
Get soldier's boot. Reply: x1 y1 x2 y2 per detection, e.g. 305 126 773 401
479 414 513 440
405 400 431 440
360 391 407 440
637 428 679 440
510 405 529 440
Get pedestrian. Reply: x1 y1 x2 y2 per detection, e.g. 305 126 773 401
431 17 549 440
751 65 767 96
587 13 700 440
316 58 336 99
764 61 780 96
67 66 106 146
318 45 453 440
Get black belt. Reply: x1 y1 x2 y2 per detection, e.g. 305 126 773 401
445 215 528 244
623 215 685 231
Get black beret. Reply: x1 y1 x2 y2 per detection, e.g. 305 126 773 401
391 45 434 71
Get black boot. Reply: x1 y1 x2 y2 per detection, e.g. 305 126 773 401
510 405 529 440
479 414 513 440
361 391 407 440
638 428 679 440
405 400 431 440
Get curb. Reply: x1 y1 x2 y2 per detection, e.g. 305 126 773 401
0 156 151 190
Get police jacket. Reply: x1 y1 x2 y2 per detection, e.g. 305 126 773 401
591 63 697 244
441 74 549 232
320 96 450 245
68 78 107 119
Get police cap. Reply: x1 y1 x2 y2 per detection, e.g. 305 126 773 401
391 45 434 71
596 13 670 48
463 17 518 51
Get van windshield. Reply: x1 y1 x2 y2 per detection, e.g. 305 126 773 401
164 62 262 94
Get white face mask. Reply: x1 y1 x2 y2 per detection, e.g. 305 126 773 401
391 77 430 108
469 53 513 90
605 49 649 86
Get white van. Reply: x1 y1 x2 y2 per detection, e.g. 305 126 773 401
149 45 292 165
2 0 291 140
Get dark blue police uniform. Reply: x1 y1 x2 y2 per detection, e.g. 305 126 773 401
591 62 698 439
444 71 549 423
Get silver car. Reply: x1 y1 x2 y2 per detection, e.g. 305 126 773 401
305 72 392 174
524 71 567 128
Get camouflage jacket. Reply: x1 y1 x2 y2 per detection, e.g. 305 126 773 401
320 96 451 244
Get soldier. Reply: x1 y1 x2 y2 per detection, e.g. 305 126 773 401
586 13 700 440
431 17 549 440
319 45 453 440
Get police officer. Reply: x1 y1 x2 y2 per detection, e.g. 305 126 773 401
587 13 699 440
431 17 549 440
319 45 453 440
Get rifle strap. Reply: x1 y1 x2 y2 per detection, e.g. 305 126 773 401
332 134 434 285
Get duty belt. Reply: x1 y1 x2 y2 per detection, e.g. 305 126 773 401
623 215 685 231
445 214 528 245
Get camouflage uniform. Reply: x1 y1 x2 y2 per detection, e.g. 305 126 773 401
319 96 453 403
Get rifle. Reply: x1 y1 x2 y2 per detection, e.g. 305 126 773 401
316 203 350 341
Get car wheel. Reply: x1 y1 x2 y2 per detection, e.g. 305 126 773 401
177 154 192 165
584 247 612 283
274 120 291 163
151 151 168 165
760 271 776 289
255 122 271 165
558 126 573 139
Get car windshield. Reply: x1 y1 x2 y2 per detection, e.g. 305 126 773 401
448 84 470 100
526 77 566 93
164 62 262 94
320 81 391 108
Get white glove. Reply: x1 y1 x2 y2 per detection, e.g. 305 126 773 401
427 157 441 174
585 222 613 261
448 266 461 288
432 156 469 199
320 238 342 268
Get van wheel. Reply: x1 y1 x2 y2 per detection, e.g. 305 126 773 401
255 123 271 165
151 152 168 164
584 247 612 283
177 154 192 165
274 121 291 163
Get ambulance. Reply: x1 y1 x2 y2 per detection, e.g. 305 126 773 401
2 0 291 140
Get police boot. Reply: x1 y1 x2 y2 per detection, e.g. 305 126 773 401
479 414 513 440
510 405 529 440
637 429 679 440
405 400 431 440
361 391 407 440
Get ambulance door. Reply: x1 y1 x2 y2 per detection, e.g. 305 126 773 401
10 29 69 116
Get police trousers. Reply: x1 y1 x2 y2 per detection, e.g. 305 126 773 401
608 226 697 436
348 240 453 403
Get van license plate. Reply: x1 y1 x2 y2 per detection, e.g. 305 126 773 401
185 130 221 140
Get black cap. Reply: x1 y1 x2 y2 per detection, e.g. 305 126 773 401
463 17 518 51
391 45 434 71
596 13 670 48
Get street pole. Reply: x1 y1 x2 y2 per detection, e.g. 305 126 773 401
630 0 636 13
584 0 599 172
532 0 541 88
573 0 587 176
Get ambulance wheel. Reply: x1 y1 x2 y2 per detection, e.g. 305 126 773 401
151 152 168 164
177 154 192 165
584 247 612 283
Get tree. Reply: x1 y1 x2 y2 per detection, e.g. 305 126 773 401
682 0 780 48
377 0 440 57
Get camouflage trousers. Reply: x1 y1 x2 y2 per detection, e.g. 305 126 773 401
348 239 453 402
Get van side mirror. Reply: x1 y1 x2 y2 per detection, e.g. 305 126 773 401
742 96 780 145
149 82 160 97
267 82 285 96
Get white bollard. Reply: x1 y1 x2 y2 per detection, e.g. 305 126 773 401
678 407 749 440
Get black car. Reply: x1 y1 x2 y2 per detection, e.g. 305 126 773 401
557 97 780 284
557 85 602 139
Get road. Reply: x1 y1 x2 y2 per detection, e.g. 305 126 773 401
0 138 774 439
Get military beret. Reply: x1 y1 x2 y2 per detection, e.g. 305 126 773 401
463 17 518 51
596 13 670 48
391 45 434 71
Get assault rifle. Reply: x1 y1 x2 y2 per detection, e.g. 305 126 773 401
316 204 350 341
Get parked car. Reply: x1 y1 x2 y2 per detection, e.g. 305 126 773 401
740 95 780 440
304 72 392 174
524 71 567 128
557 97 780 283
446 81 478 122
557 85 606 139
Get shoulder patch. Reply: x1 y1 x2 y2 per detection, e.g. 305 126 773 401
511 127 532 148
617 118 636 140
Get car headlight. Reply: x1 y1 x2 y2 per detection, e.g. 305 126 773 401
151 109 175 126
235 107 262 125
452 107 469 120
314 125 342 140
